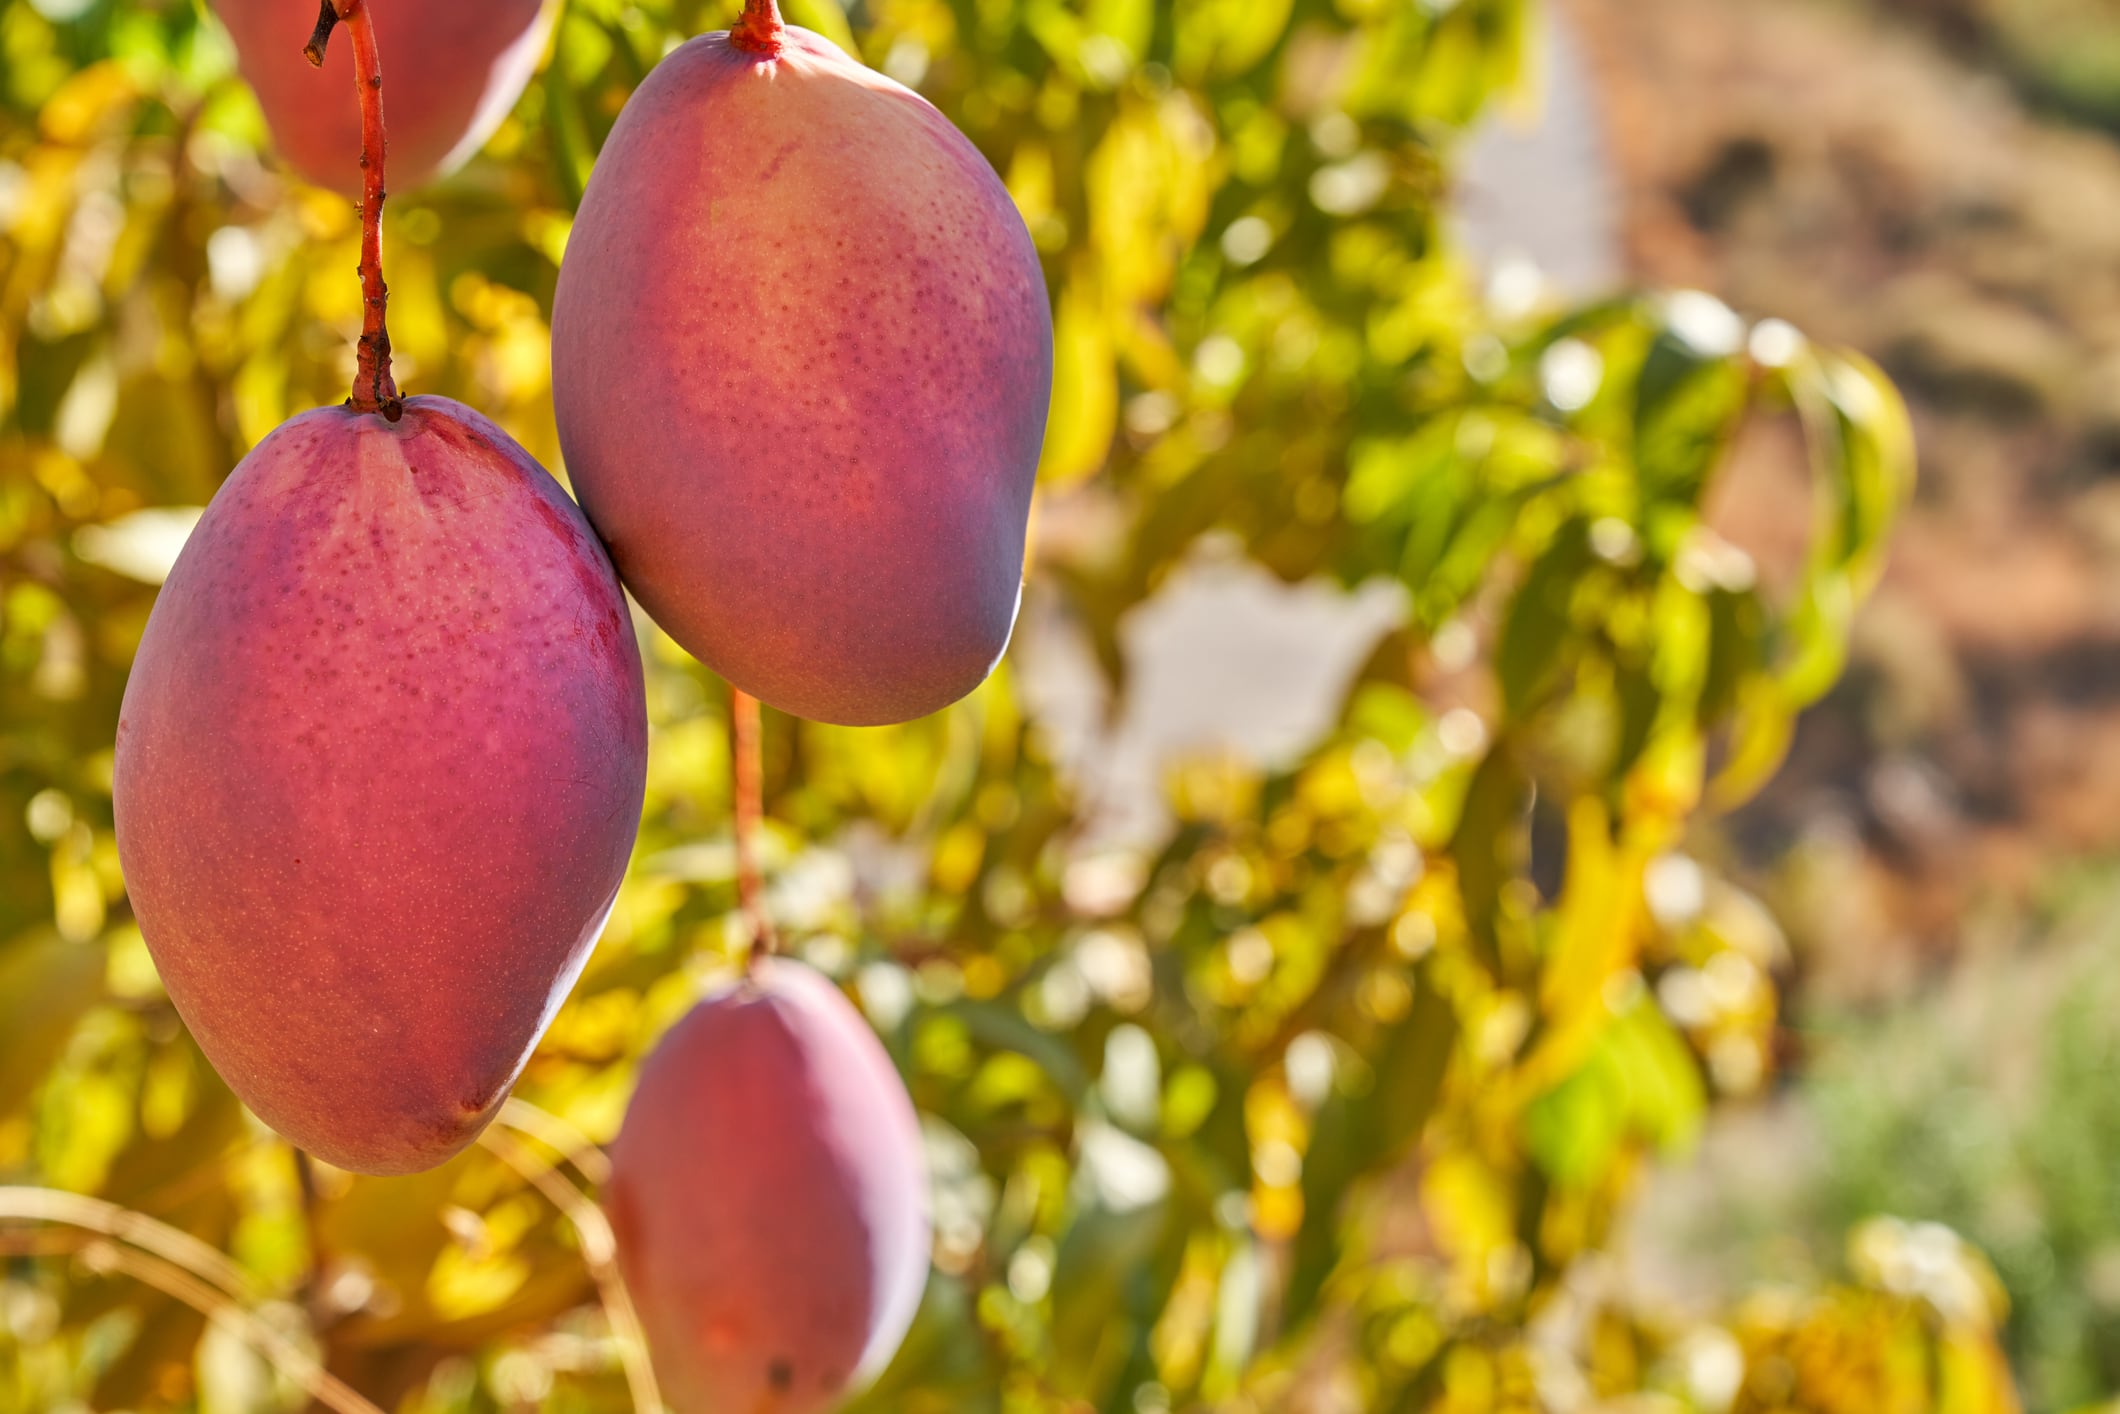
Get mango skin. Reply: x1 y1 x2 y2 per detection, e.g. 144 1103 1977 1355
114 397 647 1176
606 958 930 1413
551 28 1053 726
212 0 552 195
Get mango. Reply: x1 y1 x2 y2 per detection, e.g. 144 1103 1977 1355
212 0 552 195
550 21 1053 725
114 397 647 1175
606 958 930 1412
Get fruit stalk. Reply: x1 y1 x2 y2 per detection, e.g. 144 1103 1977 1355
730 687 777 963
729 0 784 56
305 0 401 420
292 1150 328 1319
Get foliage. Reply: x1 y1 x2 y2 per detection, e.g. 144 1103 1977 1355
0 0 2000 1410
1675 876 2120 1414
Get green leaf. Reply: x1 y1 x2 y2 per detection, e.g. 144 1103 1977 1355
1449 745 1528 977
945 999 1093 1103
1697 585 1765 728
1048 1154 1175 1397
1631 330 1747 531
1497 516 1591 721
1522 999 1704 1186
542 15 601 208
1284 970 1456 1329
0 929 104 1120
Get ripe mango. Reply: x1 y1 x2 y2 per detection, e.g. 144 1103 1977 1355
606 958 930 1412
114 398 647 1175
551 25 1053 725
212 0 552 194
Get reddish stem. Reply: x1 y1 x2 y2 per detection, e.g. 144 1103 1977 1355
729 0 785 56
730 688 777 966
305 0 401 420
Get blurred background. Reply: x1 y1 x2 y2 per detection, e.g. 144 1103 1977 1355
4 0 2116 1409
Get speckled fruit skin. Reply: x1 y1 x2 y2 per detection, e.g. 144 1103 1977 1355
607 958 930 1413
212 0 552 195
550 27 1053 726
113 396 647 1176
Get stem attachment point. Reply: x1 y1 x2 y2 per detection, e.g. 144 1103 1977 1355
730 0 785 56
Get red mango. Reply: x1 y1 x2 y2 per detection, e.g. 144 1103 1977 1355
212 0 553 195
115 397 647 1175
551 25 1053 726
607 957 931 1412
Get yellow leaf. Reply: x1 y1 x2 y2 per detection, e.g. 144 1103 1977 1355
1037 277 1117 486
37 63 136 145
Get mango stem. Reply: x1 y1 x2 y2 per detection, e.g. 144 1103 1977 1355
305 0 401 421
730 0 785 56
730 687 778 966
